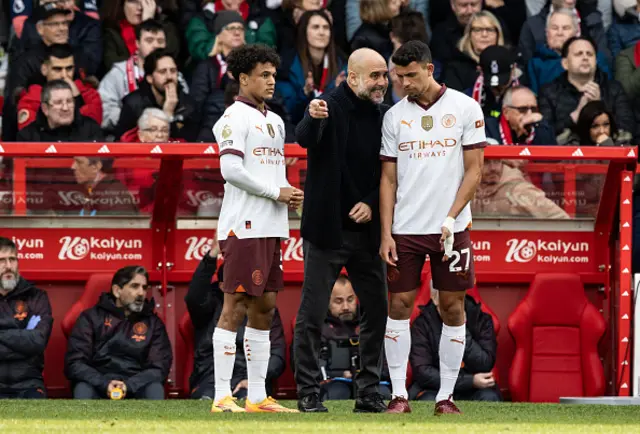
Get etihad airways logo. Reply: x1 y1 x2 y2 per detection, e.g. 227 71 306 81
398 139 457 151
252 147 285 157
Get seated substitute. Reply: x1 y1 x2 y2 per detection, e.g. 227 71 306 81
409 286 501 402
185 240 286 400
64 266 172 400
0 237 53 399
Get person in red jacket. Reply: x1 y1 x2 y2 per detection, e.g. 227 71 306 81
17 43 102 130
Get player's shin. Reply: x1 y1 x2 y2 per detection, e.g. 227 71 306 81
213 327 238 401
435 323 466 402
244 327 270 404
384 317 411 399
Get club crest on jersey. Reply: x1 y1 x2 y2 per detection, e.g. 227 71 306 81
267 123 275 138
278 124 284 139
222 125 232 139
442 114 456 128
421 115 433 131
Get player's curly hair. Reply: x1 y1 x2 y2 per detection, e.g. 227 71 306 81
391 40 433 67
226 44 281 81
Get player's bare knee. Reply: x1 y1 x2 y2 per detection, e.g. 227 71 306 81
389 291 416 320
218 297 248 330
438 294 465 326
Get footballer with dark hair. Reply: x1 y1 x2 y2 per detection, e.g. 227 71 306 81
210 44 303 413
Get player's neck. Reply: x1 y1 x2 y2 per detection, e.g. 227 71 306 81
238 91 265 111
417 80 443 106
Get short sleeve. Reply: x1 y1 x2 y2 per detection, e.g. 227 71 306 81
462 99 487 150
213 109 248 158
380 109 398 161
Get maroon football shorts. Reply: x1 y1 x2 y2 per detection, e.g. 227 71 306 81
219 235 283 296
387 230 475 293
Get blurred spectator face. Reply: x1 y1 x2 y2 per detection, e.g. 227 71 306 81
470 16 498 55
329 279 357 321
42 55 74 82
221 0 245 11
553 0 576 8
244 62 277 101
301 0 323 10
503 88 539 131
589 113 611 143
218 23 246 51
451 0 482 27
350 56 388 104
137 29 167 59
388 0 402 17
481 159 504 186
146 56 178 95
40 0 75 21
37 14 70 45
71 157 101 185
562 39 596 78
124 0 143 26
42 88 74 128
546 12 577 53
0 247 19 294
306 14 331 50
112 273 148 314
138 115 170 142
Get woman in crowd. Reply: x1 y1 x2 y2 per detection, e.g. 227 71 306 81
101 0 181 71
350 0 402 61
442 11 505 93
557 100 630 146
277 9 346 124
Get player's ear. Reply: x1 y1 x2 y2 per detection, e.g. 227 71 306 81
239 72 249 86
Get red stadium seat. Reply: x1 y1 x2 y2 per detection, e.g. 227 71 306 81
178 311 195 397
61 273 113 339
507 273 606 402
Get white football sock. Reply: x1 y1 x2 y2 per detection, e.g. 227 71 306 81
436 323 466 402
384 317 411 399
244 327 271 404
213 327 237 402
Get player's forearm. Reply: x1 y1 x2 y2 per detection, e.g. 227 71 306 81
220 154 280 200
379 172 396 238
447 165 482 219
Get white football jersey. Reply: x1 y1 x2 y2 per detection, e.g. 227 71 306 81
213 99 289 240
380 86 486 235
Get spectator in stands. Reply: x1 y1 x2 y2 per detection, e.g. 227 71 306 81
99 20 175 133
528 9 610 95
350 0 400 61
615 39 640 112
608 0 640 58
16 80 104 141
16 0 102 76
485 86 557 145
65 266 171 399
557 100 632 146
471 45 520 120
473 147 570 219
482 0 526 46
430 0 482 64
185 239 285 400
316 275 391 400
0 236 53 399
10 0 100 39
519 0 611 68
17 43 102 131
539 36 636 142
70 156 138 216
101 0 180 72
185 1 276 62
409 286 501 402
114 49 199 142
442 11 505 93
277 10 346 124
274 0 326 54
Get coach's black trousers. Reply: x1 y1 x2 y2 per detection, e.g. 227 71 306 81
293 230 388 398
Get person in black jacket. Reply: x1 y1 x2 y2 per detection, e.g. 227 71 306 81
430 0 481 64
16 80 104 142
539 36 636 143
114 49 199 142
409 287 501 402
64 265 172 400
293 48 389 413
184 242 285 400
0 237 53 399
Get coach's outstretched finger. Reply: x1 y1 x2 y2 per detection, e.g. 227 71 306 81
309 99 329 119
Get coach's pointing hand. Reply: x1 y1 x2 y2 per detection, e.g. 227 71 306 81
349 202 371 224
309 99 329 119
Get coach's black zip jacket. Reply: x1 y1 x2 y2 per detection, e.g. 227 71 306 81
64 293 172 395
0 278 53 390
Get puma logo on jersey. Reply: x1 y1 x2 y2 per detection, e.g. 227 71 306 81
385 333 399 342
450 338 464 345
255 125 264 134
401 120 414 128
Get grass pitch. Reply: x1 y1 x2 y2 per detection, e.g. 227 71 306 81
0 400 638 433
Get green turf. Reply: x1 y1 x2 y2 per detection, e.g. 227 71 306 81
0 400 638 433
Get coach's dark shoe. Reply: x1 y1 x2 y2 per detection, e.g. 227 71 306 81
434 395 462 415
386 396 412 413
354 393 387 413
298 393 328 413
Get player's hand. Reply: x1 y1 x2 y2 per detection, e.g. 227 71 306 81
379 235 398 266
232 379 248 395
349 202 372 224
440 217 455 261
208 232 220 259
473 373 495 389
277 187 304 208
309 99 329 119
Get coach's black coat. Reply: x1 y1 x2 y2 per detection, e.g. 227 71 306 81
295 81 388 252
184 253 286 397
0 278 53 390
64 293 172 396
409 296 497 392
